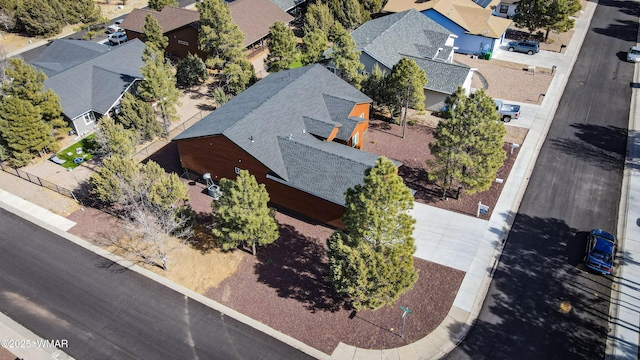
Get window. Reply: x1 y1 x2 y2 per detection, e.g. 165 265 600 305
83 112 93 125
499 4 508 13
352 132 359 147
177 40 189 46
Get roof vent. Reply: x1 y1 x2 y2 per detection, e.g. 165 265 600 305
249 135 254 142
288 133 293 139
302 129 306 133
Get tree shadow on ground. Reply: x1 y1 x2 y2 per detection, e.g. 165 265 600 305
253 224 347 313
446 214 613 360
592 19 639 42
549 123 626 172
187 212 218 254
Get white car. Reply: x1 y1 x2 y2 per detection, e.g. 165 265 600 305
628 46 640 63
105 24 122 34
108 31 127 45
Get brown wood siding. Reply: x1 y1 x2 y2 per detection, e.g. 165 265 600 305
349 102 370 120
326 126 339 142
125 26 206 59
176 135 346 228
347 102 370 149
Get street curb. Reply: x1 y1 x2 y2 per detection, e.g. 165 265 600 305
0 199 330 360
0 311 75 360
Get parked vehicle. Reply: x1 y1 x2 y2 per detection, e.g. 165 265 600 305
494 99 520 122
584 229 617 275
105 24 122 34
628 46 640 62
108 31 127 45
115 18 124 25
507 40 540 55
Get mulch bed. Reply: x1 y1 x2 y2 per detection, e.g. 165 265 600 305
205 212 465 354
364 119 520 218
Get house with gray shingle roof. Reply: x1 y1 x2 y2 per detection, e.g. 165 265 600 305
30 39 145 136
173 64 398 228
349 9 476 110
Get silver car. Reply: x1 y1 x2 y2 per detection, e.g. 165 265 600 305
628 46 640 62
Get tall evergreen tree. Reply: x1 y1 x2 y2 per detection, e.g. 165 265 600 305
387 57 427 136
360 64 389 108
138 45 181 137
303 0 335 35
148 0 178 12
16 0 64 36
197 0 245 71
301 29 328 66
117 92 162 142
2 58 67 138
513 0 546 34
543 0 581 39
327 157 418 310
96 116 137 158
428 88 506 197
0 96 56 167
330 23 364 88
264 21 298 73
59 0 101 24
142 13 169 51
175 53 208 87
212 170 280 256
224 57 256 95
330 0 367 30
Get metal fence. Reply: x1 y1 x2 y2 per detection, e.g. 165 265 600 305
0 162 78 202
134 111 205 161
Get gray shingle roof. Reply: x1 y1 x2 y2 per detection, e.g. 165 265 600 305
303 116 340 139
277 135 401 205
31 39 145 120
174 64 389 204
31 40 110 77
351 9 471 95
268 0 307 12
409 56 472 94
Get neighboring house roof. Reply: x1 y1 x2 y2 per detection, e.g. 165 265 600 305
31 39 145 120
31 40 110 77
351 9 472 95
409 56 473 94
228 0 294 47
174 64 391 206
498 0 519 5
120 3 293 49
119 7 199 34
268 0 306 12
382 0 512 38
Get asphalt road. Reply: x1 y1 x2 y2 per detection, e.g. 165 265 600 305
0 208 315 360
446 0 637 359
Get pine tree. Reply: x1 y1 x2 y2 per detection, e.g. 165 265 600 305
303 0 334 35
197 0 245 71
148 0 178 12
176 53 208 87
428 88 506 198
330 22 364 88
331 0 367 30
59 0 101 24
2 58 68 139
327 157 418 310
301 29 328 66
0 96 56 167
512 0 546 35
96 116 137 158
543 0 581 39
138 45 181 136
387 57 427 136
142 13 168 51
117 92 162 142
212 170 280 255
16 0 64 36
90 155 141 204
360 63 389 108
264 21 298 73
224 57 256 95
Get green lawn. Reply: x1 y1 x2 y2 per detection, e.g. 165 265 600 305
289 54 303 69
54 134 97 169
